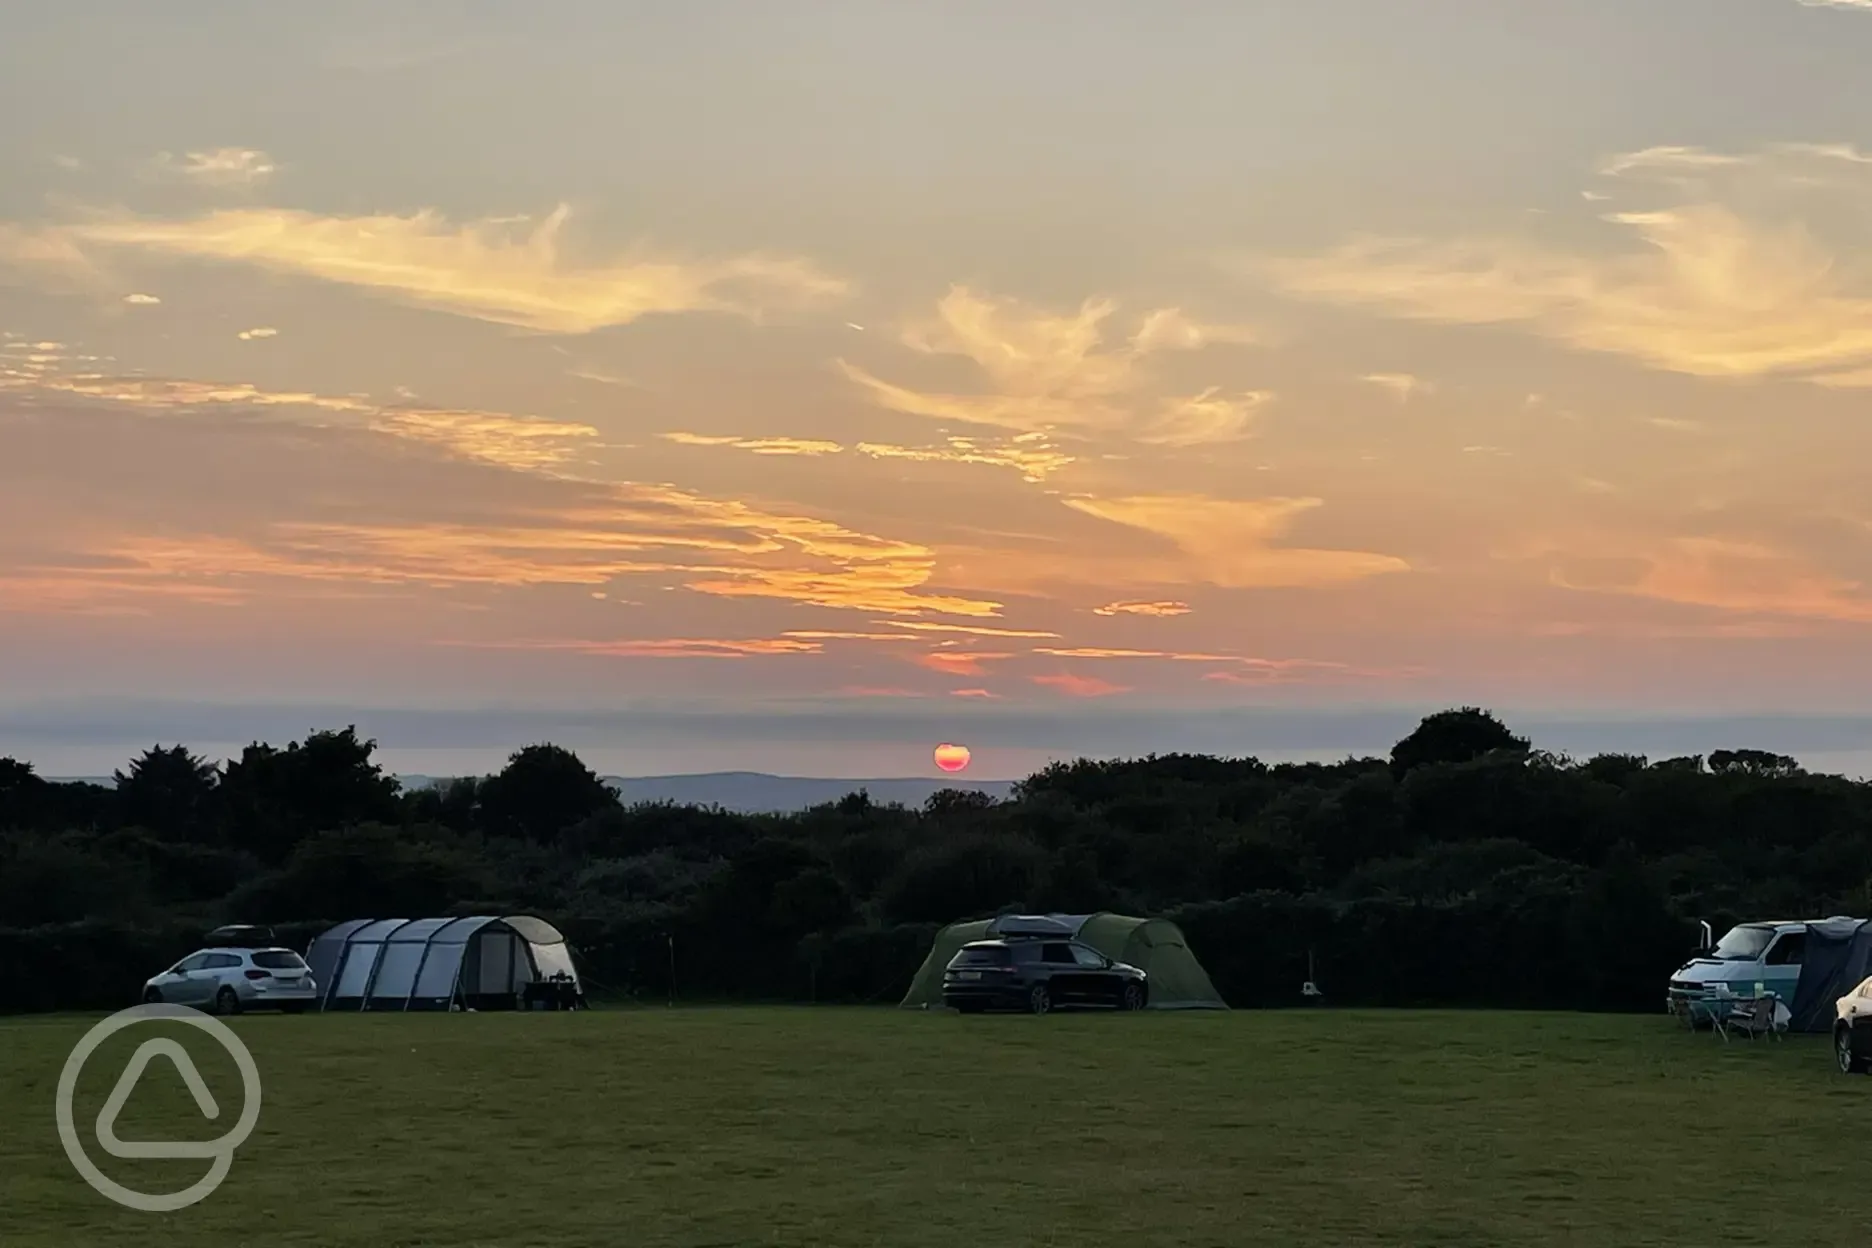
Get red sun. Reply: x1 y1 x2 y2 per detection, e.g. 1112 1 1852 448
933 743 971 773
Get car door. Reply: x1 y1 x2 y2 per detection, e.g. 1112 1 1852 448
1039 942 1081 1003
162 952 213 1005
1070 943 1119 1006
199 952 242 1002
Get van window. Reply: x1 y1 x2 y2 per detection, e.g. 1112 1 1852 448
1712 926 1775 961
1764 932 1805 966
1040 943 1076 964
1070 945 1106 968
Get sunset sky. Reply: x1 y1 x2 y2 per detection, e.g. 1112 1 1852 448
8 1 1872 779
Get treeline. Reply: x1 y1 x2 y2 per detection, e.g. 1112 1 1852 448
2 708 1868 1013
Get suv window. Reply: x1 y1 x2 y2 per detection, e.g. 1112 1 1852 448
949 946 1011 968
1040 943 1076 964
251 950 308 970
202 953 242 970
1765 932 1805 966
1070 945 1106 968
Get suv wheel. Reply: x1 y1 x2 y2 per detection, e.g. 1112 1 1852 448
1838 1025 1867 1074
1028 984 1051 1015
1120 982 1145 1011
215 987 241 1016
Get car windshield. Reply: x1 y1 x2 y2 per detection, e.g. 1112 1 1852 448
251 950 307 970
1711 925 1776 961
949 945 1011 967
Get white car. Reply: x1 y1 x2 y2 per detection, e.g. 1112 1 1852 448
143 946 319 1014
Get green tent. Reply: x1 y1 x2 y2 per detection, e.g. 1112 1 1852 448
899 912 1227 1010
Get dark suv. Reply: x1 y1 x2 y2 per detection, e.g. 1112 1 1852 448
941 938 1147 1014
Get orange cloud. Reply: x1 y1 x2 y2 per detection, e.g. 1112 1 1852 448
913 651 1013 676
950 688 1001 698
1031 672 1129 697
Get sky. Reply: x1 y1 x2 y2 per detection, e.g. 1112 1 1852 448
7 1 1872 779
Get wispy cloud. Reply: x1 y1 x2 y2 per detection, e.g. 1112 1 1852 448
0 353 600 473
913 651 1013 676
662 432 843 456
485 637 824 658
1261 143 1872 383
1362 372 1433 402
53 204 847 335
855 433 1074 482
237 326 277 340
1032 672 1129 697
880 620 1061 639
840 286 1265 444
663 428 1075 482
147 148 277 188
121 293 161 305
1062 494 1409 589
1093 599 1191 617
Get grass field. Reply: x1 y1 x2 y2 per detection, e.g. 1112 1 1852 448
0 1006 1863 1247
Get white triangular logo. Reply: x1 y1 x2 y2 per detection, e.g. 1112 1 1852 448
95 1038 223 1160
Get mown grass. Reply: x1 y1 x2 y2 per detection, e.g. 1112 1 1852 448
0 1006 1862 1247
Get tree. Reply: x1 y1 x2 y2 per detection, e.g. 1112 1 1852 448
1390 707 1529 777
114 745 219 842
0 757 46 830
218 727 401 861
1710 749 1802 778
476 743 620 843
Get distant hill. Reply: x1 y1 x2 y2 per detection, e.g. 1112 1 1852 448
49 771 1015 815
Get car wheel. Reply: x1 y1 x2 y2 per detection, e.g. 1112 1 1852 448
1028 984 1051 1015
142 986 162 1004
1837 1025 1868 1074
1120 981 1145 1012
215 987 241 1016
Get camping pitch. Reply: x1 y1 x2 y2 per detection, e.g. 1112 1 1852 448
899 912 1227 1010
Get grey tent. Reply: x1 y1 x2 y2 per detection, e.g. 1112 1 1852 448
305 915 583 1012
1790 918 1872 1032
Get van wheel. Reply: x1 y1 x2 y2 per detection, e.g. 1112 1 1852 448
1028 984 1051 1015
1837 1025 1867 1074
215 987 241 1016
1120 982 1145 1011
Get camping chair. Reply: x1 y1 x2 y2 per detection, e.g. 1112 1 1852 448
1714 992 1783 1043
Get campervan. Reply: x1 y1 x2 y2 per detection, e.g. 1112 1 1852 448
1667 917 1859 1025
